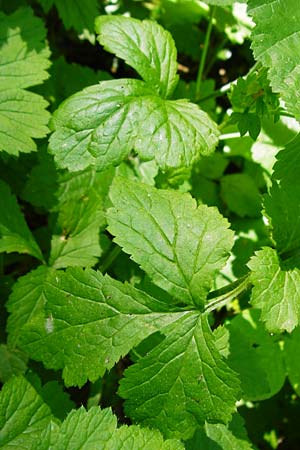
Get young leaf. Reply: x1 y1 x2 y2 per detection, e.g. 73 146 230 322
96 15 179 98
248 0 300 119
0 180 44 261
0 7 50 155
248 247 300 333
47 406 184 450
49 79 219 172
15 268 184 386
107 177 234 308
0 376 53 449
119 313 240 440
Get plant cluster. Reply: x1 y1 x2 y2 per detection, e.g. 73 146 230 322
1 1 300 449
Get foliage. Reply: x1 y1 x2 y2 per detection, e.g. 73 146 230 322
1 1 300 449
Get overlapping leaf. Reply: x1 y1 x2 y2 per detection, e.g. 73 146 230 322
248 247 300 333
11 267 183 386
0 180 44 261
107 177 234 308
119 313 240 439
49 17 219 172
248 0 300 118
0 7 50 155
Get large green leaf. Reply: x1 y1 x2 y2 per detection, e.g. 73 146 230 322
248 247 300 333
0 7 50 155
14 268 183 386
107 177 234 308
283 327 300 396
248 0 300 119
0 180 44 261
46 406 183 450
49 79 218 172
96 15 178 98
119 313 240 439
0 376 53 449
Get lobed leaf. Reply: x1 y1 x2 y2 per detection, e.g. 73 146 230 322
107 177 234 308
119 313 240 439
13 268 184 386
49 79 219 172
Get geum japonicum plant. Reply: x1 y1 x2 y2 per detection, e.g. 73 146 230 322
1 0 300 448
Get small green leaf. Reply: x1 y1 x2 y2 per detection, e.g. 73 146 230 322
0 376 53 449
49 79 219 172
107 177 234 308
119 313 240 439
16 268 184 386
248 247 300 333
0 180 44 261
220 174 262 218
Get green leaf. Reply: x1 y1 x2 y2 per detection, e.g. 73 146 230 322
48 168 113 268
7 266 51 346
220 174 262 218
0 376 53 449
39 0 99 33
248 0 300 119
186 414 254 450
264 181 300 255
273 133 300 185
0 7 50 155
15 268 184 386
283 327 300 395
49 79 219 172
48 406 184 450
96 15 179 98
0 7 50 89
226 309 285 400
119 313 240 439
0 345 27 383
248 247 300 333
107 177 234 308
0 180 44 261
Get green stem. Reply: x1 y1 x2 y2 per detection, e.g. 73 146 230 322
204 275 251 313
195 6 216 100
99 245 122 273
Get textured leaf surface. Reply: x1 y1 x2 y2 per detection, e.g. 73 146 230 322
248 0 300 118
7 266 51 346
0 376 53 449
0 7 50 155
120 313 239 439
49 79 219 172
0 7 50 89
96 15 178 98
248 247 300 332
49 168 113 268
226 309 285 400
16 268 183 386
47 406 184 450
0 180 44 261
0 89 50 155
108 177 234 307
